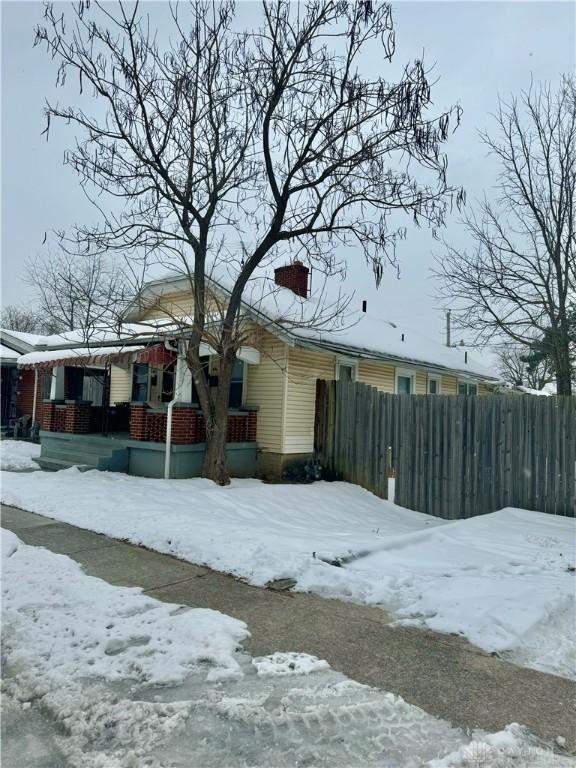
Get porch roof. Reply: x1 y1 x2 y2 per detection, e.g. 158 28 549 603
0 343 19 363
17 345 146 370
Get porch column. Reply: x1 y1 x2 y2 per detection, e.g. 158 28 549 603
174 343 193 402
49 367 65 400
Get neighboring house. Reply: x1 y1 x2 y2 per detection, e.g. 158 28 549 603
0 329 45 431
16 263 500 478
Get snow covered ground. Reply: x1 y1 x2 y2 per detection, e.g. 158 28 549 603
2 530 570 768
0 439 40 471
1 468 574 680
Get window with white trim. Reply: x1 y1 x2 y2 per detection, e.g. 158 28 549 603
428 375 441 394
132 363 175 403
395 369 415 394
229 359 245 409
336 359 357 382
458 381 478 395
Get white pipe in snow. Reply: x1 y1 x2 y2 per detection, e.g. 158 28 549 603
164 339 182 479
164 397 177 479
31 369 39 425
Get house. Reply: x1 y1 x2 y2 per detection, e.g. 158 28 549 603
15 263 500 478
0 329 46 432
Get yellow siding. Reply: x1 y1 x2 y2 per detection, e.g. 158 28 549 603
283 347 336 453
110 365 133 404
415 371 427 395
357 360 395 392
244 331 287 453
478 382 493 396
441 375 458 395
137 289 221 321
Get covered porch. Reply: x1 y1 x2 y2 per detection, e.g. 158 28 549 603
18 341 259 478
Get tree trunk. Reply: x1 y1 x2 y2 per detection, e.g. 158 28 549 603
556 367 573 396
555 336 573 396
200 352 235 484
201 408 230 485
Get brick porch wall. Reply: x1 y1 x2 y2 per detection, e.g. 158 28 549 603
129 404 257 444
40 400 91 434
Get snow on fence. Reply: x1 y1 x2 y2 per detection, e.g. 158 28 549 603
314 380 576 519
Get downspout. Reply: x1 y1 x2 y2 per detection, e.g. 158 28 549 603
31 368 39 426
164 398 176 479
164 338 179 480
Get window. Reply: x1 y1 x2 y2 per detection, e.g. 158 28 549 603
336 359 357 382
229 359 245 409
66 368 84 400
428 376 441 395
82 370 105 406
132 363 149 402
395 369 415 394
41 372 52 400
159 364 175 402
133 363 175 403
458 381 478 395
191 357 210 404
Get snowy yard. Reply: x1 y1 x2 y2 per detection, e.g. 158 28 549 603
2 467 574 681
2 530 570 768
0 440 40 471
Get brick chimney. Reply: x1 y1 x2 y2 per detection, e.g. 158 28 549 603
274 261 309 298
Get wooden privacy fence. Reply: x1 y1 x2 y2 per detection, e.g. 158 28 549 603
314 380 576 519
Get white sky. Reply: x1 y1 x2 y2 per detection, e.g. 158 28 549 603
1 1 574 349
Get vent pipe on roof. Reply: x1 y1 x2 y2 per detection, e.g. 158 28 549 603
465 351 468 364
401 333 405 342
446 309 451 347
362 300 367 313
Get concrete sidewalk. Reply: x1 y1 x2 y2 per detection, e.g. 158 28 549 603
2 503 575 752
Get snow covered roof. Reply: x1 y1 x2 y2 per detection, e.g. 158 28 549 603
0 328 43 355
25 322 170 350
10 271 498 381
289 314 496 379
516 385 555 397
18 345 146 370
131 272 499 382
0 343 19 362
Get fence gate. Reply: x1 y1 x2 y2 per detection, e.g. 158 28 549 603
314 379 576 519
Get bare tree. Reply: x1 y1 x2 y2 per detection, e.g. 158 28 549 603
496 345 554 390
25 250 128 335
0 305 56 334
435 76 576 395
36 0 463 483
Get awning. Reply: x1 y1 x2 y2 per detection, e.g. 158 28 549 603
136 344 177 366
17 345 146 370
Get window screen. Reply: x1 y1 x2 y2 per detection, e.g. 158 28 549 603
397 375 412 394
338 364 354 382
458 382 478 395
